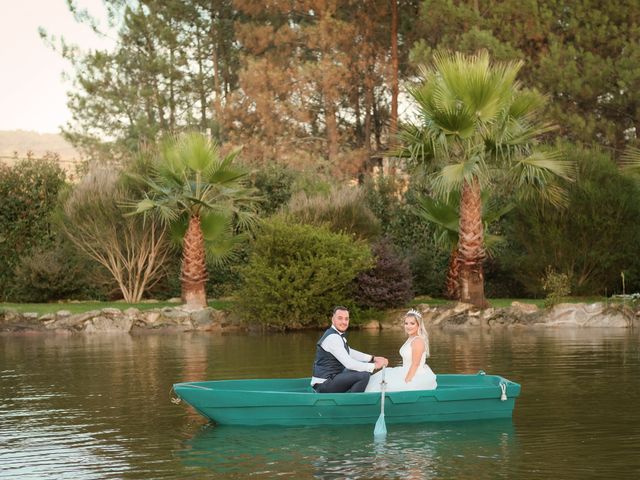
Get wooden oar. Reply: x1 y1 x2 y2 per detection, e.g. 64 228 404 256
373 367 387 438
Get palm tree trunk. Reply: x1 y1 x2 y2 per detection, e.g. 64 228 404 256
457 177 488 307
445 247 461 300
181 214 208 309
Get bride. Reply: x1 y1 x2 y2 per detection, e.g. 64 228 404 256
365 309 437 392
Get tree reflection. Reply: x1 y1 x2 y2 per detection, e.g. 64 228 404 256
178 420 516 479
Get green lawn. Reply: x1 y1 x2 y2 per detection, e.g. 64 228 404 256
409 296 546 308
0 299 233 315
410 296 617 309
1 296 623 317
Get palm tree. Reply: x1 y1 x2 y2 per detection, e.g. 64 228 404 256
399 51 573 307
415 192 513 300
132 133 259 309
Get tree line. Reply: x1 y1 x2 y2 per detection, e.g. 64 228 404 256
48 0 639 165
2 1 638 315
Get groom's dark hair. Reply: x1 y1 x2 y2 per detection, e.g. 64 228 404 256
332 305 349 315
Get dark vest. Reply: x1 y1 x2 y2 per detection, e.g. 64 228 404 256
312 328 349 380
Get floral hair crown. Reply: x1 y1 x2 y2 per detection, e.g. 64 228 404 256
406 308 422 320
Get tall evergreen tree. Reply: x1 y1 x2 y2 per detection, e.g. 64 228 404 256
410 0 640 151
51 1 421 169
49 0 240 159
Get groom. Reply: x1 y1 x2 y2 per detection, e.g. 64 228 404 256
311 306 388 393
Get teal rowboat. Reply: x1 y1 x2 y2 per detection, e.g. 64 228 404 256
173 372 520 426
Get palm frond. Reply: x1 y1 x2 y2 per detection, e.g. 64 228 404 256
157 203 181 226
204 232 248 267
508 88 546 120
414 195 459 250
415 196 460 233
234 209 261 234
168 215 188 246
483 200 514 224
620 147 640 175
395 124 436 164
133 198 156 215
178 132 217 173
431 162 466 196
484 232 507 258
156 135 187 184
515 150 575 181
430 105 477 138
414 190 511 254
200 210 232 242
511 150 574 208
431 159 486 197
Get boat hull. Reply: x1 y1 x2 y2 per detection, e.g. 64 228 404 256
173 373 520 426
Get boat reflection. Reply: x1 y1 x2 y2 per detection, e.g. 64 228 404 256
178 419 517 479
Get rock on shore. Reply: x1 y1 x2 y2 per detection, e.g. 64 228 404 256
401 301 640 329
1 301 639 334
0 306 243 334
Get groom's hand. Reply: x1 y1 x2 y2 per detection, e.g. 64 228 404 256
373 356 388 369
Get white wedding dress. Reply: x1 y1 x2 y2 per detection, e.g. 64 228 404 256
365 336 437 392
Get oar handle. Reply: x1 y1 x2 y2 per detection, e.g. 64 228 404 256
380 366 386 409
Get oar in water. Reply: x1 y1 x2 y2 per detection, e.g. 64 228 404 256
373 367 387 438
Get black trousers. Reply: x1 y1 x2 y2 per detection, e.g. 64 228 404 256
314 369 371 393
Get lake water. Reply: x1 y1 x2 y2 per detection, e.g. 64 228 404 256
1 327 639 479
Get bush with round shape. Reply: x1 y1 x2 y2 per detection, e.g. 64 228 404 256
236 219 373 328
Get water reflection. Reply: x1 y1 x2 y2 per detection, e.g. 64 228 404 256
178 420 517 479
2 327 639 479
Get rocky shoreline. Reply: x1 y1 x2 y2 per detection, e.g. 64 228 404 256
1 300 639 334
378 301 640 330
0 306 241 334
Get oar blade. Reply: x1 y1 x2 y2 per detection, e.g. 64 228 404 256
374 413 387 437
373 369 387 438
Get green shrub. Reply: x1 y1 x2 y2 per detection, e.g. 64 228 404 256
542 267 571 308
57 165 171 303
207 238 252 299
250 163 297 216
483 255 527 298
353 239 413 309
363 177 447 295
0 157 66 300
236 219 373 328
12 239 115 302
504 146 640 296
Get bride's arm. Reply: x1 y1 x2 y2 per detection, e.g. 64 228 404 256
404 338 426 383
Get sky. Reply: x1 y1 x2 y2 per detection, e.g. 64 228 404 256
0 0 113 133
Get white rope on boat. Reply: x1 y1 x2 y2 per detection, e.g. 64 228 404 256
169 386 182 404
182 384 213 390
499 382 507 401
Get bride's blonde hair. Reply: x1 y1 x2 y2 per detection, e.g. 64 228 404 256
405 309 430 357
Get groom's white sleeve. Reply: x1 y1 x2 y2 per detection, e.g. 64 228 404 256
321 336 375 373
349 347 374 363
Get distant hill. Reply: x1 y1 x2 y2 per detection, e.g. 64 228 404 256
0 130 83 174
0 130 80 158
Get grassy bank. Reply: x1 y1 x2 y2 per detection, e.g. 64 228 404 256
409 296 623 309
409 297 546 308
0 299 233 315
1 296 621 317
